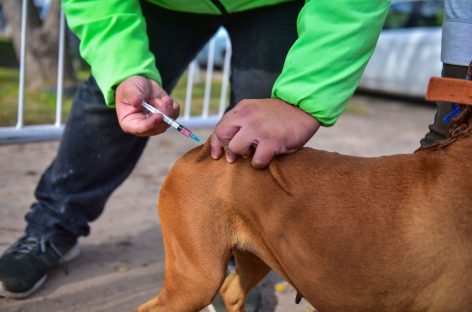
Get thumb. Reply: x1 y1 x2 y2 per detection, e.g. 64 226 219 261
118 76 153 107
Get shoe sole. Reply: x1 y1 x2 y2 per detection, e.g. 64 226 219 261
0 243 81 300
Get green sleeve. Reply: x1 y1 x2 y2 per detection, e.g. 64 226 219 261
62 0 161 107
272 0 390 126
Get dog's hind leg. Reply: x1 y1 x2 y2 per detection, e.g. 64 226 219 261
219 250 270 312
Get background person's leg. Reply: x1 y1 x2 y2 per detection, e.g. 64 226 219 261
421 0 472 147
224 1 303 109
26 4 221 242
1 3 221 299
420 64 469 147
142 2 220 92
26 77 147 240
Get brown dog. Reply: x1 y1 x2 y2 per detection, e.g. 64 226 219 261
139 77 472 312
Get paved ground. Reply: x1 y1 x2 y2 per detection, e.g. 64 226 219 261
0 94 435 312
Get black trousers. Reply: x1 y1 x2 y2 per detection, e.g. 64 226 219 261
25 1 304 239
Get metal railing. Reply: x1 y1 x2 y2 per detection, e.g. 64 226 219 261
0 1 231 144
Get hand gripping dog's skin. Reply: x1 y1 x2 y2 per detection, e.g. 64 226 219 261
139 78 472 312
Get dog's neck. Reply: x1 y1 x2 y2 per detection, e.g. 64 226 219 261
415 105 472 201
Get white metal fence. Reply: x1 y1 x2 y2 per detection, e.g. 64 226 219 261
0 1 231 144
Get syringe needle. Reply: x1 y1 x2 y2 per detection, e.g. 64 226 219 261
141 102 202 143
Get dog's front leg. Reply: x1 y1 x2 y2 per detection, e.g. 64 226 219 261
137 258 228 312
137 241 230 312
138 202 232 311
137 297 162 312
219 250 270 312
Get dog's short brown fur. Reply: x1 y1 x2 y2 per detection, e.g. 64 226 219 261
138 78 472 312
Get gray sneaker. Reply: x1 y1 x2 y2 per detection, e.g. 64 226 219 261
0 235 80 299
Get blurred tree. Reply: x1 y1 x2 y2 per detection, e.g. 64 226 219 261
0 0 76 89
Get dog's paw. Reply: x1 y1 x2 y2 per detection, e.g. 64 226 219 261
136 298 159 312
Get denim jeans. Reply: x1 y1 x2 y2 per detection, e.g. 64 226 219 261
25 1 303 239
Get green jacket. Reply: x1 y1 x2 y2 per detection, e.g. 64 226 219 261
62 0 390 126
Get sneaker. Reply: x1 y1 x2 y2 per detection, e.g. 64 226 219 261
0 235 80 299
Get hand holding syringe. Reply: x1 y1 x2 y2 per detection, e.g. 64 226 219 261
141 102 202 143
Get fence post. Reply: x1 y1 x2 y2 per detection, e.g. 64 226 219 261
55 10 66 127
16 0 28 129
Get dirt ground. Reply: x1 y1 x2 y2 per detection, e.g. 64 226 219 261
0 94 435 312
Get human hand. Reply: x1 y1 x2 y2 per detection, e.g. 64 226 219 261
211 98 320 168
115 76 180 136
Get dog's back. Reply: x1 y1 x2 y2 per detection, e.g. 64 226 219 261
156 141 472 312
138 76 472 312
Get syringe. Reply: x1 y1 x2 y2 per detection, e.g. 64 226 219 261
141 102 202 143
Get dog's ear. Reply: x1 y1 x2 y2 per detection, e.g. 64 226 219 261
426 77 472 106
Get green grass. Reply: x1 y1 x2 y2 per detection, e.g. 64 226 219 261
0 67 74 126
0 67 228 127
172 71 229 116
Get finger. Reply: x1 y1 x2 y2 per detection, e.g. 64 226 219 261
169 97 180 119
213 120 241 148
224 148 238 163
210 132 238 162
281 147 299 155
150 96 180 119
122 114 168 137
227 129 256 158
149 79 168 99
210 134 223 160
122 79 148 108
251 141 276 169
215 124 241 163
213 116 246 164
